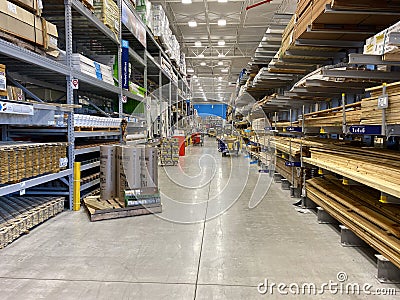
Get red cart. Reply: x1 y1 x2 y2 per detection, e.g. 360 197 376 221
191 132 204 146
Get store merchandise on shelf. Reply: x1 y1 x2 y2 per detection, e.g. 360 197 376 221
159 137 179 166
0 196 65 249
0 142 68 184
93 0 120 37
72 54 115 85
0 0 59 57
74 114 122 128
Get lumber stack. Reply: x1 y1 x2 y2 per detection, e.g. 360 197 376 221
303 146 400 199
293 0 400 42
275 155 302 188
303 102 361 127
307 175 400 269
269 136 302 157
361 82 400 125
0 196 64 249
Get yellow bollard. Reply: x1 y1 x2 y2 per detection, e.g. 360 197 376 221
73 162 81 211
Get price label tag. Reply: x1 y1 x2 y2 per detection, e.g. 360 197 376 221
285 161 301 167
59 157 68 168
378 94 388 109
122 95 127 103
349 125 381 135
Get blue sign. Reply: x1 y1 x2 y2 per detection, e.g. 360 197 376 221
285 161 301 167
258 169 270 173
265 127 274 131
349 125 381 135
286 126 302 133
121 40 129 90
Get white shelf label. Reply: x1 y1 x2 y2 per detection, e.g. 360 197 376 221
59 157 68 168
378 94 389 109
0 101 34 115
0 71 6 91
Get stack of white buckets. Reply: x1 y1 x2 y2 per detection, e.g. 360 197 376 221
74 114 122 128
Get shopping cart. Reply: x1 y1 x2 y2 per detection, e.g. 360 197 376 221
191 132 204 146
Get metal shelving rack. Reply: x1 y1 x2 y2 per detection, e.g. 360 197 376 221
0 0 190 208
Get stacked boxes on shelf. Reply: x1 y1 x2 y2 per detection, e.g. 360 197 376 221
0 142 68 184
149 3 183 67
0 0 59 57
74 114 122 128
72 54 114 85
129 82 146 98
94 0 120 38
135 0 152 25
159 138 179 166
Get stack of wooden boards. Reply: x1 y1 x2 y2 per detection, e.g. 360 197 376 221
361 82 400 125
303 143 400 199
307 175 400 269
0 196 64 249
0 142 68 184
303 102 361 127
294 0 400 41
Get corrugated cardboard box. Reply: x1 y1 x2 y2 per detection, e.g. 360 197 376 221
0 0 58 52
0 64 7 97
9 0 41 15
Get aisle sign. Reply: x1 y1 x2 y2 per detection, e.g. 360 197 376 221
71 78 79 90
121 40 130 90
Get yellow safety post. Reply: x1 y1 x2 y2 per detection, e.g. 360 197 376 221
318 168 324 175
73 162 81 211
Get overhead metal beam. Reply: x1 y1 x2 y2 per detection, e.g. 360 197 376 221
348 53 400 66
295 39 364 48
321 69 400 81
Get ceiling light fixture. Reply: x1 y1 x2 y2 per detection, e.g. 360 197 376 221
217 19 226 26
194 41 202 47
193 75 197 79
221 69 229 73
218 53 225 58
218 61 223 66
187 68 194 73
218 76 222 80
218 0 228 3
182 0 192 3
200 62 206 66
198 54 205 58
218 40 225 46
188 20 197 27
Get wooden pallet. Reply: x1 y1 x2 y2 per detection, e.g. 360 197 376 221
83 196 162 222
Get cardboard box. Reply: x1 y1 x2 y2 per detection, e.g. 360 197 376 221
0 64 7 97
9 0 41 14
0 0 58 52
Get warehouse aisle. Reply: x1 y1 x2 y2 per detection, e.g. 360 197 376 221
0 138 399 299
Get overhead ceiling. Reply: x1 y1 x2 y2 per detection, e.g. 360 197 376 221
156 0 296 102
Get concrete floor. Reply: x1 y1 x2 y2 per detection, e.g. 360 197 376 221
0 138 399 299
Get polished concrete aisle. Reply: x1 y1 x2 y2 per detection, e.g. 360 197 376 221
0 138 399 299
